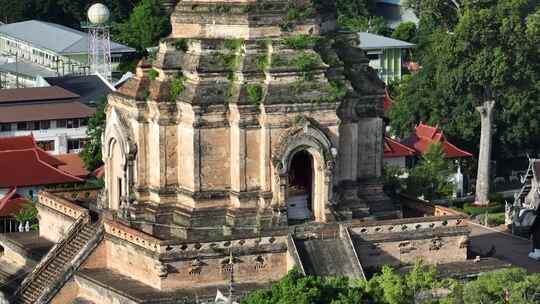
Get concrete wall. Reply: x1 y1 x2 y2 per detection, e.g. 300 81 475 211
105 239 161 289
36 204 77 243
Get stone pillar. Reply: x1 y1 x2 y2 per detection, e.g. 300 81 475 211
475 100 495 206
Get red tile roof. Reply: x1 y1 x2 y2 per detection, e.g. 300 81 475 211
402 123 473 158
0 135 83 188
0 188 28 217
0 101 95 123
0 135 65 166
0 86 79 104
384 136 416 158
56 154 89 178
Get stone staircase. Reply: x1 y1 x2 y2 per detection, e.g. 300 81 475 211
292 227 365 280
15 217 100 304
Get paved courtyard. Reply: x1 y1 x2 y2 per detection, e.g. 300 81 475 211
468 222 540 273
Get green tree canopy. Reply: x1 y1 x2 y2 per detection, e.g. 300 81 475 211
391 21 418 43
243 266 540 304
336 0 390 35
81 96 106 171
405 142 454 200
0 0 143 28
390 0 540 158
242 268 366 304
113 0 171 52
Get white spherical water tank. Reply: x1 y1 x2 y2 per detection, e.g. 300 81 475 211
88 3 110 25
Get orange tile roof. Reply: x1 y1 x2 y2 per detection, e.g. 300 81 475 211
402 123 473 158
384 136 416 158
56 153 90 178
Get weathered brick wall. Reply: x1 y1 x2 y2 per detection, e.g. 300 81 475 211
105 239 161 288
350 217 469 270
162 251 287 290
50 278 79 304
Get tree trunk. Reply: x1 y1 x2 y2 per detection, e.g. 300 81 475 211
475 100 495 206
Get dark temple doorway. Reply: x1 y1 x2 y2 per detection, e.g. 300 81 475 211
287 150 314 223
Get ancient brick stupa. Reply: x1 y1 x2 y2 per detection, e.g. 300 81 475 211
102 0 400 240
9 1 474 303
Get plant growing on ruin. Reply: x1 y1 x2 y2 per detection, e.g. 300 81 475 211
148 69 159 80
291 115 303 126
140 89 150 100
224 38 245 51
280 0 316 31
246 84 263 105
256 54 269 71
214 4 231 14
327 81 347 101
281 34 319 49
291 53 319 80
172 38 189 52
169 72 186 102
211 38 245 81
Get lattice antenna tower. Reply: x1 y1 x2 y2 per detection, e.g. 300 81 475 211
82 3 112 82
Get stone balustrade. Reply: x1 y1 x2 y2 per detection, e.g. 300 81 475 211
38 191 88 220
104 220 163 253
349 216 466 235
48 187 101 202
162 235 288 255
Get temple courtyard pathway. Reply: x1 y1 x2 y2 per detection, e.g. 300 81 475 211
468 221 540 273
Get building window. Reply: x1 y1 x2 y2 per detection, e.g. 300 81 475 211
68 138 87 151
40 120 50 130
17 122 27 130
57 119 66 128
65 119 80 129
37 140 55 151
31 121 40 130
0 123 11 132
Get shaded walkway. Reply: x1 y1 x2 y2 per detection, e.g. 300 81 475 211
468 222 540 273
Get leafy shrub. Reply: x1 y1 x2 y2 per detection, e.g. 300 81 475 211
327 81 347 101
246 84 263 105
461 202 505 218
256 54 269 70
224 38 244 51
169 73 186 102
404 143 453 200
281 34 318 49
148 69 159 80
487 213 505 226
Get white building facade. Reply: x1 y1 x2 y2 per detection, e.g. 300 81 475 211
0 20 135 88
0 118 89 155
359 32 416 84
